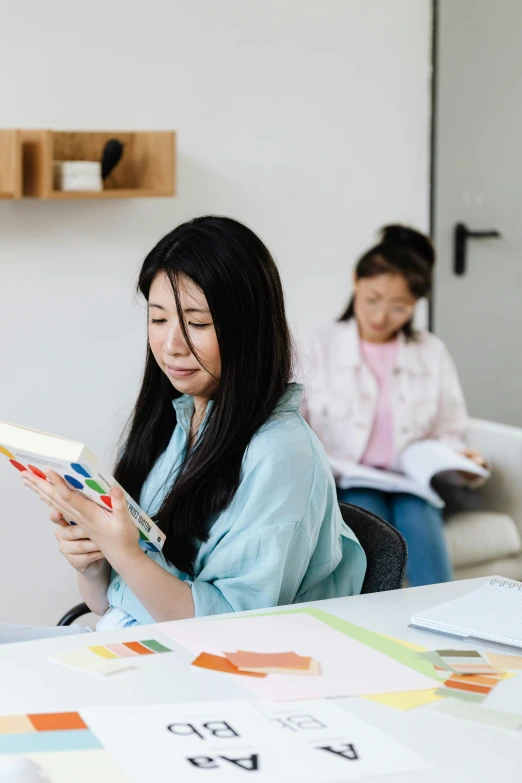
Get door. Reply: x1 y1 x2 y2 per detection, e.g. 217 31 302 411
433 0 522 425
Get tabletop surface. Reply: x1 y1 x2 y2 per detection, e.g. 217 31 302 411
1 577 521 783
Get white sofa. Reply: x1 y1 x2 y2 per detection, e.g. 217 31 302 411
445 418 522 580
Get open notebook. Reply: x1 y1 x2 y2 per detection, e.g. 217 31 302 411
410 577 522 650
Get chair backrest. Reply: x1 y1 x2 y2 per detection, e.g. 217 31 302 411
339 501 407 593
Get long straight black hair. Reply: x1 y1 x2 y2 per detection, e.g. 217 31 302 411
339 225 435 339
114 216 293 574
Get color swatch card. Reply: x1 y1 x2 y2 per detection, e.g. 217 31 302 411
157 613 437 701
0 711 130 783
50 639 173 677
82 700 431 783
432 649 499 675
256 699 432 779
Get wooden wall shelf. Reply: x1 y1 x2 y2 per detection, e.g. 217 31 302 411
0 130 22 199
0 129 175 200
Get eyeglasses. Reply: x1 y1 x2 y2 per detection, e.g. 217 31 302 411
359 296 415 319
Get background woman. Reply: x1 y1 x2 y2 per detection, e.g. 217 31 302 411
302 225 486 587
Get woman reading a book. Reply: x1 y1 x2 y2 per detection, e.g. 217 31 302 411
6 216 365 640
301 225 487 587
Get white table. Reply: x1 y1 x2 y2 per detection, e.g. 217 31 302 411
1 578 521 782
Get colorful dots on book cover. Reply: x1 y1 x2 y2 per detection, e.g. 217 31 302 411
0 421 166 553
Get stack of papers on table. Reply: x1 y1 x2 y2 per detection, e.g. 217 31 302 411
157 611 437 701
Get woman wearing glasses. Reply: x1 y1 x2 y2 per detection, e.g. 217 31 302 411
302 225 486 586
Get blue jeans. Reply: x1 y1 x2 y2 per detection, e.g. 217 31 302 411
338 488 453 587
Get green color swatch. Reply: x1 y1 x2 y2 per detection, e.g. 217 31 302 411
141 639 173 654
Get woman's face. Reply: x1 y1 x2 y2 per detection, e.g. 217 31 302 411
353 273 417 343
148 272 221 401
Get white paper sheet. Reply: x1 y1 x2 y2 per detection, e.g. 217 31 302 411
82 701 341 783
156 613 436 700
82 700 431 783
256 699 432 778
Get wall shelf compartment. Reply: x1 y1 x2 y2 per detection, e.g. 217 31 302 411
4 129 175 200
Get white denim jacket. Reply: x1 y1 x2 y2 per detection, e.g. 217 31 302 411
300 319 469 479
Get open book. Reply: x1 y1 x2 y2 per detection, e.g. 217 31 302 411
333 439 490 507
0 420 165 553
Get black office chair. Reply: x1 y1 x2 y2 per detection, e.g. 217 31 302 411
339 501 407 593
58 602 90 626
57 502 407 624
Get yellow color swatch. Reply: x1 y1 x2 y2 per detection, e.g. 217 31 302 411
0 446 14 459
364 688 442 711
89 646 118 660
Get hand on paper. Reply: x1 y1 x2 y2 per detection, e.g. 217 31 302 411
21 469 142 571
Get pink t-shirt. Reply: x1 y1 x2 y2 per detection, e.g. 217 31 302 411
360 338 399 469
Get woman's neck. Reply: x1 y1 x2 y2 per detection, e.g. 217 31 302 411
356 319 398 345
188 396 209 450
193 396 209 423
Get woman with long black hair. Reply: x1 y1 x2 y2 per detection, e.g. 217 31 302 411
10 216 365 639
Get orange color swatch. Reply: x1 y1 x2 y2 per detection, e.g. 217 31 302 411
224 651 312 670
444 674 498 695
122 641 154 656
28 712 87 732
191 652 267 678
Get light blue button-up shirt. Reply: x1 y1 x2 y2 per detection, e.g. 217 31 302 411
99 384 366 628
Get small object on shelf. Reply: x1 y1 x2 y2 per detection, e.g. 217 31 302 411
53 160 102 192
101 138 124 180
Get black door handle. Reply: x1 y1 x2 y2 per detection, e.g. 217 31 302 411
454 222 501 276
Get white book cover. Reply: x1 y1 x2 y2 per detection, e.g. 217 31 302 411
0 420 165 553
335 439 489 507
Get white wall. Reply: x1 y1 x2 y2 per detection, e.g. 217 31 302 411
0 0 431 623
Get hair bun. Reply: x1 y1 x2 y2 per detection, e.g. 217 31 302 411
380 224 435 267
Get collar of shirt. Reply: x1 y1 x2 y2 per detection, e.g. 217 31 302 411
171 383 304 429
336 319 428 376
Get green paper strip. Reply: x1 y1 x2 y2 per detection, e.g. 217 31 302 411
243 607 440 682
140 639 173 654
435 699 522 730
434 688 485 704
